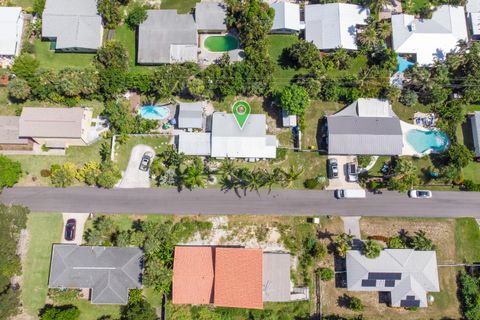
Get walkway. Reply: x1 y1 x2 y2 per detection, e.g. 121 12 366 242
341 216 361 239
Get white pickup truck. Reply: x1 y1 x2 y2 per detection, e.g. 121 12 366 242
335 189 366 199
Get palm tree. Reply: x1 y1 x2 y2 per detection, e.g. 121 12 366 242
330 48 351 70
334 233 355 258
219 157 237 177
369 0 391 14
357 25 378 48
178 158 207 190
376 20 392 40
363 239 382 259
263 169 283 193
281 166 304 187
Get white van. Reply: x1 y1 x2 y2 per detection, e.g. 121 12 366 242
335 189 366 199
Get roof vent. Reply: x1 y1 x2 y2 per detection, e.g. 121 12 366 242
408 23 416 31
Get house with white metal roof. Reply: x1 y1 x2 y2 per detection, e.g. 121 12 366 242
42 0 103 52
195 1 227 33
271 2 301 34
305 3 369 50
0 7 23 57
178 102 204 130
391 5 468 65
327 98 403 155
471 111 480 160
138 10 198 64
466 0 480 39
346 249 440 308
177 112 277 160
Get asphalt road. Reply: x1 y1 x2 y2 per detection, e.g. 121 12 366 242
1 187 479 217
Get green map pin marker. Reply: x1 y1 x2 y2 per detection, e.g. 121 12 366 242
232 100 251 130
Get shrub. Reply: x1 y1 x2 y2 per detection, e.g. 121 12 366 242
347 295 364 311
40 169 51 177
464 180 480 191
317 267 334 281
40 305 80 320
363 239 382 259
304 178 319 189
400 89 418 106
0 156 22 188
388 236 406 249
125 4 148 30
357 155 372 168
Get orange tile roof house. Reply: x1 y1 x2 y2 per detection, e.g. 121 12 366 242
173 246 263 309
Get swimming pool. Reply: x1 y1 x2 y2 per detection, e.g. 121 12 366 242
138 105 170 120
204 35 238 52
397 55 414 73
406 129 449 154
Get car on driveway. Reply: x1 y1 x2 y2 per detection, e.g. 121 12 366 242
328 158 339 179
64 219 76 241
139 152 153 171
347 162 358 182
408 190 432 199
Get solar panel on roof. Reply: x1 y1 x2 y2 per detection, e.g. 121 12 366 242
368 272 402 280
385 280 396 287
361 279 377 287
400 299 420 307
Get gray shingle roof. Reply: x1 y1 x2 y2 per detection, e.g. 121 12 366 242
19 107 86 139
0 116 28 145
48 245 143 304
195 2 227 31
42 0 102 50
178 102 203 129
327 99 403 155
263 253 291 302
138 10 197 64
472 112 480 157
346 249 440 308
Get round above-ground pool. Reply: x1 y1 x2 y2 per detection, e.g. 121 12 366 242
204 35 238 52
406 129 449 154
138 105 170 120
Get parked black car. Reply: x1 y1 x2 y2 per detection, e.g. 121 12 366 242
64 219 76 241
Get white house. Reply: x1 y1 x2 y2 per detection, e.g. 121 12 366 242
391 5 468 65
305 3 369 50
466 0 480 39
271 2 301 34
0 7 24 57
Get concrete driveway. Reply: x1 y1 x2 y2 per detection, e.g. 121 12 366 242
117 144 154 188
326 156 362 190
61 213 88 245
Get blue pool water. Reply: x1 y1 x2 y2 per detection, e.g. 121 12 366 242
406 129 449 154
397 55 414 73
139 105 170 120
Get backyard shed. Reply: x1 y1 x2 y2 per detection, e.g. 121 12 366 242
178 102 204 130
271 2 301 33
0 7 24 57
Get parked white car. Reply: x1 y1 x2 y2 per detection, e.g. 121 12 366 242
408 190 432 199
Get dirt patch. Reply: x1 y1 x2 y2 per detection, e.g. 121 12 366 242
359 217 456 263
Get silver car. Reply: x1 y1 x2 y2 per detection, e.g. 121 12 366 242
139 152 153 171
328 158 339 179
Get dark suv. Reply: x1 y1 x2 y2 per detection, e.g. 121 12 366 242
64 219 76 241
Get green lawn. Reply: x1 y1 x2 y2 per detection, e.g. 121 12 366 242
113 25 154 72
22 213 63 316
267 34 305 90
160 0 199 13
34 40 95 70
303 100 342 149
8 0 33 9
455 218 480 263
8 139 105 186
114 136 172 171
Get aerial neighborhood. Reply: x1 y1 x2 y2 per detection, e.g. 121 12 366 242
0 0 480 319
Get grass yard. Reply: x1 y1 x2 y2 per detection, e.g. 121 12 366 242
8 139 105 186
7 0 33 9
113 25 155 72
160 0 199 13
22 213 63 317
34 40 95 70
114 136 172 171
455 218 480 263
267 34 306 90
404 0 430 14
303 100 342 149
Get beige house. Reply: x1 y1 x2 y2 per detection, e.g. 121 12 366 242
18 107 93 149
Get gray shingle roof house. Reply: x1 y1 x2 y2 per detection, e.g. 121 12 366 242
472 111 480 159
347 249 440 308
0 116 29 146
18 107 93 148
305 3 369 50
178 102 204 129
327 98 403 155
48 245 143 304
195 2 227 32
42 0 103 52
271 2 301 34
263 252 291 302
138 10 198 64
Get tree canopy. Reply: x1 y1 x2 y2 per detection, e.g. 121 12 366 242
0 156 22 189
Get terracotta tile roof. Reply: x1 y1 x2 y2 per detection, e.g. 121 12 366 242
172 246 215 305
213 247 263 309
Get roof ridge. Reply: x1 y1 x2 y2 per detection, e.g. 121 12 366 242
120 251 142 285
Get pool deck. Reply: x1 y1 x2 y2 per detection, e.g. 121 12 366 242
198 33 244 68
400 120 430 157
